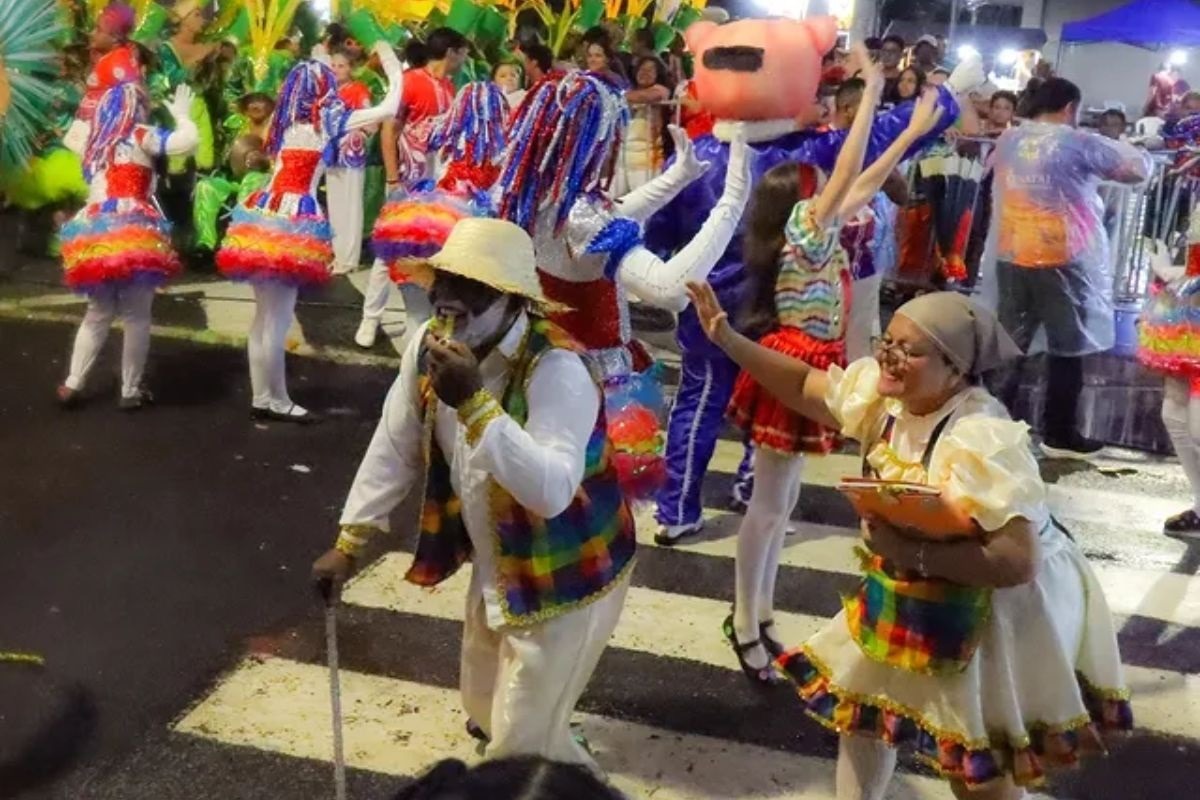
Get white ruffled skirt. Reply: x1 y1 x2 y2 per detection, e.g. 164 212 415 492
777 525 1131 788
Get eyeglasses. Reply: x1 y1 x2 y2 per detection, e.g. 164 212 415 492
870 336 932 367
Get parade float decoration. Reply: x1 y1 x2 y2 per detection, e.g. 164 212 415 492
0 0 64 172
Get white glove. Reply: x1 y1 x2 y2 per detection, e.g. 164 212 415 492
168 85 195 124
615 123 711 223
1147 238 1186 284
618 132 753 312
947 54 986 96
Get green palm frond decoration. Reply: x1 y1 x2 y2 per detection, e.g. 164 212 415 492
0 0 65 171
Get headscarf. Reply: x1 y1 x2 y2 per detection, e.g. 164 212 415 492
895 292 1022 376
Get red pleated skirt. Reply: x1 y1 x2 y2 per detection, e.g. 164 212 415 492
727 326 845 455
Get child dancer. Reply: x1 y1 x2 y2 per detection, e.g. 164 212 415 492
58 83 198 409
1140 232 1200 540
216 43 402 423
723 72 946 683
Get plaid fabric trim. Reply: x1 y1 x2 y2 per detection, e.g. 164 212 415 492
844 549 992 676
778 647 1132 789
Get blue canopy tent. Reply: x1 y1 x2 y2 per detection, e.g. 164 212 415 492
1061 0 1200 49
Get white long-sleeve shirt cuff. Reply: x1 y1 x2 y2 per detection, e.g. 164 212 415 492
337 329 426 554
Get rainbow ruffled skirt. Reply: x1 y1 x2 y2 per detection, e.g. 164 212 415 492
60 203 180 292
371 187 490 283
217 202 333 287
1138 277 1200 384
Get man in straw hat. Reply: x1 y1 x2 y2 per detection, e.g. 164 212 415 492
313 218 635 770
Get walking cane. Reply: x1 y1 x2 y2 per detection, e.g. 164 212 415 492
316 577 348 800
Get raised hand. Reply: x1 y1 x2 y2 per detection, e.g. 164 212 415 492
847 42 883 98
376 41 402 82
669 123 710 179
685 280 732 347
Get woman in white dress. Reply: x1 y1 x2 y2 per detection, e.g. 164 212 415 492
686 284 1130 800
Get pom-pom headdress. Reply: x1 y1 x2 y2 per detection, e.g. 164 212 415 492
267 60 350 165
429 82 509 170
83 82 149 180
0 0 65 171
498 71 630 235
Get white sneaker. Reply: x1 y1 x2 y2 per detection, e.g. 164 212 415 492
354 318 379 349
654 520 704 546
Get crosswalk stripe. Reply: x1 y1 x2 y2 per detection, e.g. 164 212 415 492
342 553 1200 741
631 505 1200 631
173 656 963 799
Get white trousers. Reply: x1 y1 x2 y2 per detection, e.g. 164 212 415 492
846 272 883 363
65 283 156 399
248 282 298 411
1162 377 1200 511
361 258 433 330
459 571 631 772
327 167 365 273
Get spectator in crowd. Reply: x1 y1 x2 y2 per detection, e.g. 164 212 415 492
1145 60 1190 118
522 42 554 86
622 55 675 190
928 67 951 86
1178 90 1200 117
986 77 1152 455
632 26 657 61
584 38 627 86
492 60 525 108
986 89 1018 134
1098 108 1128 141
879 34 905 100
912 34 941 74
890 65 925 105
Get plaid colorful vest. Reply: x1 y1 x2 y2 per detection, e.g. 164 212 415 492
406 316 637 627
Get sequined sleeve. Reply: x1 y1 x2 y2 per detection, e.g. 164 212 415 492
566 195 643 280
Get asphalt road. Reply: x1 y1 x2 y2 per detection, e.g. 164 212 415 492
3 316 1200 800
0 318 404 799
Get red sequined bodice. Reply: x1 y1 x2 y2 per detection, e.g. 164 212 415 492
105 163 153 201
271 150 323 195
536 270 622 350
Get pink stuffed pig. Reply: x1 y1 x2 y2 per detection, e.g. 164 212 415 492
684 16 839 121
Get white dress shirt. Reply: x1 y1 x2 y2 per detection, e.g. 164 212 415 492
339 312 601 629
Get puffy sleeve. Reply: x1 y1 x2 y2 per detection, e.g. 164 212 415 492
824 357 885 441
566 195 643 281
929 414 1048 532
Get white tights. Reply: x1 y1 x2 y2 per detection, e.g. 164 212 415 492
1162 376 1200 512
248 282 300 412
733 449 805 666
65 283 156 399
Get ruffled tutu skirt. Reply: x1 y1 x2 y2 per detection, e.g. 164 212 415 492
60 200 180 292
216 191 332 287
777 526 1132 789
728 326 844 454
1138 276 1200 388
371 185 492 283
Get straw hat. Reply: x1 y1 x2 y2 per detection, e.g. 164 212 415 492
406 218 569 312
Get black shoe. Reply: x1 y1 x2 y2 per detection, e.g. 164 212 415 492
1164 510 1200 540
56 385 82 410
722 614 784 687
1041 433 1104 458
250 404 323 425
465 719 489 743
118 388 154 412
760 619 786 659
